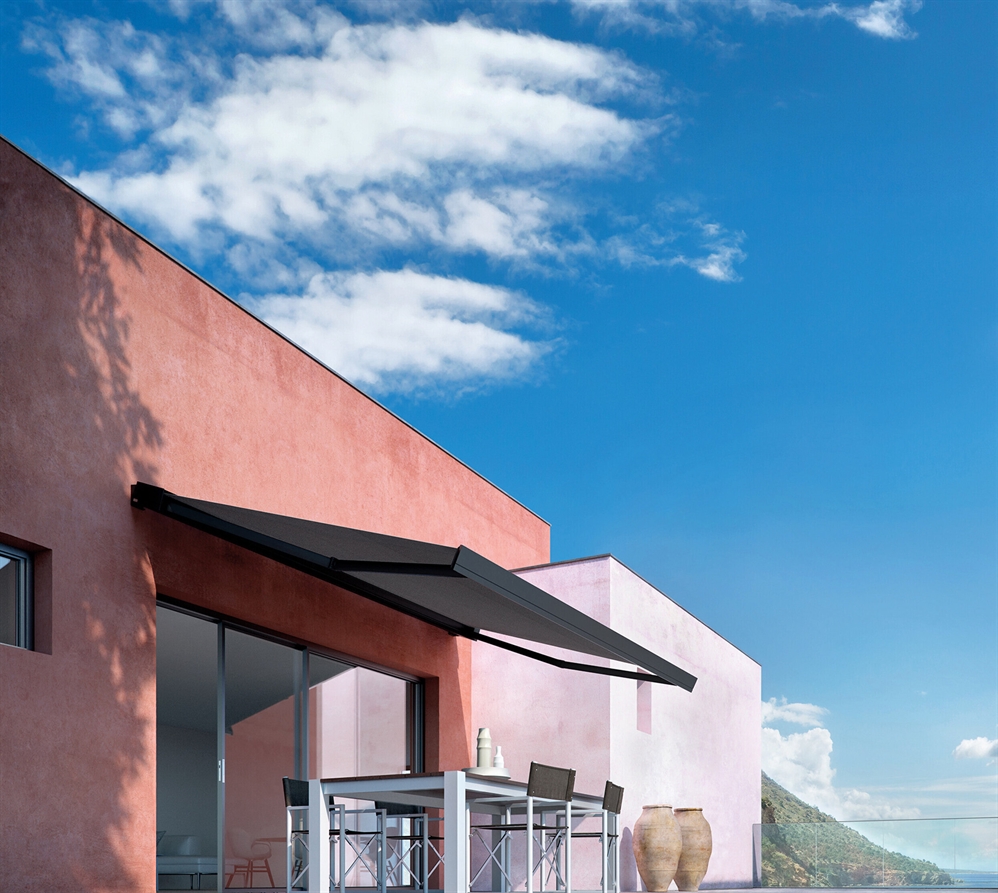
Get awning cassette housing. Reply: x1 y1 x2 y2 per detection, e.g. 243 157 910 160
131 483 696 690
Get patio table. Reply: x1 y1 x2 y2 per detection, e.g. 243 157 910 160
307 771 608 893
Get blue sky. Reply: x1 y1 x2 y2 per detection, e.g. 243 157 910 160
2 0 995 822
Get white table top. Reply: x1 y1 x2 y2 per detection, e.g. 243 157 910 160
317 770 605 815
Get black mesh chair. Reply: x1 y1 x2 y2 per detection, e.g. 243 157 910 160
284 777 310 892
566 781 624 893
375 801 444 892
471 762 577 893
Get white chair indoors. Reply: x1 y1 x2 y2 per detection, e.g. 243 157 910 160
225 827 275 889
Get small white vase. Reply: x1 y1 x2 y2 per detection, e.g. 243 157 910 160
476 728 492 769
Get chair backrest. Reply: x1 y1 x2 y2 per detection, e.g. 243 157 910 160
229 828 253 859
158 834 200 856
376 800 421 816
283 776 309 808
602 781 624 814
527 761 576 801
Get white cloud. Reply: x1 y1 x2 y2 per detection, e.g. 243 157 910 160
954 737 998 761
762 698 920 820
23 6 748 393
251 268 553 392
864 773 998 818
762 726 921 820
672 220 747 282
214 0 348 50
575 0 921 41
341 186 572 262
65 19 655 251
762 696 829 727
21 17 196 139
842 0 921 39
441 189 555 259
607 212 747 282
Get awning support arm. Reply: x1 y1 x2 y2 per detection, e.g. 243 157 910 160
473 632 674 685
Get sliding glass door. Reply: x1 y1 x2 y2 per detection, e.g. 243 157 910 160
156 604 421 892
156 607 220 891
223 630 302 891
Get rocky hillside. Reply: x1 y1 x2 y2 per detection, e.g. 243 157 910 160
760 773 953 887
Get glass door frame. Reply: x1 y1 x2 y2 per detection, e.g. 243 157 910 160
157 597 425 892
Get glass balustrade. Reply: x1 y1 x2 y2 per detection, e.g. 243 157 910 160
758 817 998 887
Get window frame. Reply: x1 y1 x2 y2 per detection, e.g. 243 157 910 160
0 542 33 650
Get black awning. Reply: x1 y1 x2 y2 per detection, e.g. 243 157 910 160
131 483 696 690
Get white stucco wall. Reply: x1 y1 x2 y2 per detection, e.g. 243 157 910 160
471 555 761 890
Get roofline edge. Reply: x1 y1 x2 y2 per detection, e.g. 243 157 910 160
2 134 549 530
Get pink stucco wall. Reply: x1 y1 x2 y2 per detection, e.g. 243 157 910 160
0 138 550 892
472 556 761 890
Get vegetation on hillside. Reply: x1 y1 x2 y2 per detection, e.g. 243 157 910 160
760 773 954 887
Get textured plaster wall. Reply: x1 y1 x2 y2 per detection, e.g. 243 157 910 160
472 557 761 890
470 560 612 891
0 139 550 892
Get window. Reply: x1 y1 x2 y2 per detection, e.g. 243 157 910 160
0 543 32 649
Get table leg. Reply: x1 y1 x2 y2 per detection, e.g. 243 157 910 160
309 780 331 893
600 811 608 893
526 798 534 893
502 808 512 893
444 771 467 893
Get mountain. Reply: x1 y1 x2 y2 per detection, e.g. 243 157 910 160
760 773 954 887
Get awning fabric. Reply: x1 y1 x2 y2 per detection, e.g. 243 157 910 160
131 483 696 690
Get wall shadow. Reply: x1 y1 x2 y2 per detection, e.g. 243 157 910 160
70 172 164 891
620 826 639 892
2 139 164 892
76 197 162 486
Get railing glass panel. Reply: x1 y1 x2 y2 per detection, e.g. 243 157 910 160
758 817 997 887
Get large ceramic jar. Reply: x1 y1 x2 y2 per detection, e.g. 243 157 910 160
673 808 712 891
632 805 683 891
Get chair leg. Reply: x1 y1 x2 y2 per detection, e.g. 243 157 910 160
225 857 275 890
225 862 247 888
565 802 572 893
601 823 608 893
539 824 546 893
526 799 534 893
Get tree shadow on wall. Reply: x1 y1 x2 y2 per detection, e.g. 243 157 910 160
3 142 164 892
76 197 162 488
73 206 164 892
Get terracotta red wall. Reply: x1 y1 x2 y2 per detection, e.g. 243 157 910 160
0 138 550 892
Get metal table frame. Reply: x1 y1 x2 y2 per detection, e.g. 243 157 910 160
307 771 610 893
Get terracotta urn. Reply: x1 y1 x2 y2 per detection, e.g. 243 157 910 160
673 808 712 891
632 805 683 891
